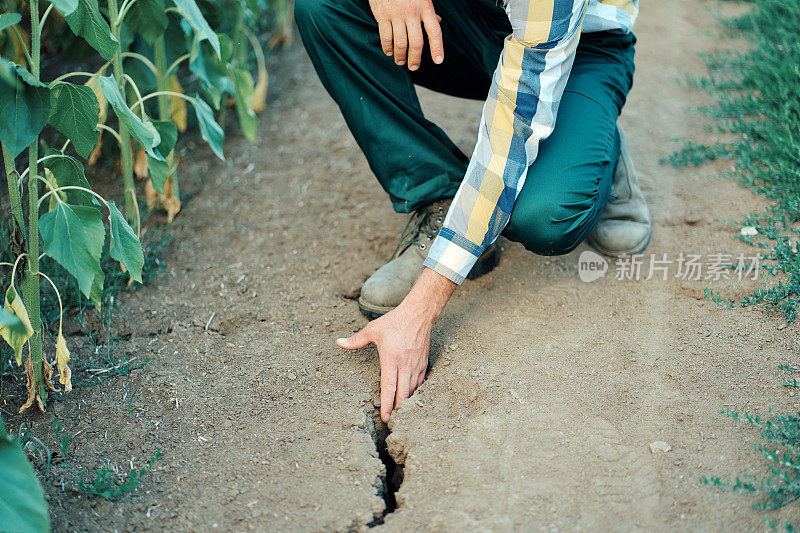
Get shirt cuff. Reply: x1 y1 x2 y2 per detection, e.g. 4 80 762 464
422 229 483 285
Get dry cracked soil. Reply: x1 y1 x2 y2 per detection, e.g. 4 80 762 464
13 0 799 531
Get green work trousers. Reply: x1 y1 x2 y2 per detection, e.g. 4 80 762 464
295 0 636 255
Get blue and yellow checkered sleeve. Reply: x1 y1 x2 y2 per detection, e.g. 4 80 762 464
423 0 589 284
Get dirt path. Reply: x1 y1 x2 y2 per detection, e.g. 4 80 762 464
44 1 797 530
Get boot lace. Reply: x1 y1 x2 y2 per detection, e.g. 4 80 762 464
389 202 448 259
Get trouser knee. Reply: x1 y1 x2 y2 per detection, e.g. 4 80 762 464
505 202 597 256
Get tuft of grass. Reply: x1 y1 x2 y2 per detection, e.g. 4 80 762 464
73 449 163 500
781 364 799 389
666 0 800 322
53 416 72 458
701 407 799 529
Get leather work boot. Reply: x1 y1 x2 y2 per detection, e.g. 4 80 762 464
587 126 652 257
358 199 500 318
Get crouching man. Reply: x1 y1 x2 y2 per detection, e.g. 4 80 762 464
295 0 650 422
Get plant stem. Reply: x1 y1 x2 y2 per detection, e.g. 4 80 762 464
108 0 137 227
2 144 26 233
24 0 46 405
154 36 178 199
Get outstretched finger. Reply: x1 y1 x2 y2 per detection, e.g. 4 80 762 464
337 328 372 350
421 9 443 64
380 361 398 422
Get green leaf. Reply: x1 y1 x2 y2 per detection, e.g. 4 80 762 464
172 0 220 58
192 96 225 160
98 75 162 158
40 203 105 299
64 0 118 63
48 82 100 159
48 0 79 16
0 309 25 335
43 152 97 207
50 0 78 17
151 119 177 158
89 268 104 312
0 60 50 158
0 13 22 32
124 0 168 44
189 35 233 103
147 157 170 192
230 67 258 143
107 202 143 283
148 120 177 192
0 417 50 533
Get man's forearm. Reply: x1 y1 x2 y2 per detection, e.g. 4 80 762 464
398 267 457 324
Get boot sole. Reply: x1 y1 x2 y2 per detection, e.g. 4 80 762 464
586 224 652 258
358 247 501 319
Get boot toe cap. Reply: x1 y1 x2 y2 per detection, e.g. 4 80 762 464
589 220 652 257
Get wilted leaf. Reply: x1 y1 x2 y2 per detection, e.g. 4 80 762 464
63 0 118 62
98 75 162 158
88 132 103 166
229 67 258 142
43 358 55 393
161 176 181 223
250 66 268 114
145 164 181 222
168 76 187 132
133 147 148 179
0 286 34 365
48 82 100 159
19 351 44 414
0 59 50 158
108 202 144 282
144 178 157 209
55 332 72 392
84 72 107 124
268 27 294 49
172 0 220 57
39 203 104 299
43 169 65 212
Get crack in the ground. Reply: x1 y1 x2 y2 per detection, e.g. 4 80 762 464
364 408 404 527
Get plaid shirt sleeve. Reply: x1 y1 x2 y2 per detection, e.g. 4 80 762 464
423 0 590 284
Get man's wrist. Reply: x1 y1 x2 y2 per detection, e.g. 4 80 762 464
398 267 457 324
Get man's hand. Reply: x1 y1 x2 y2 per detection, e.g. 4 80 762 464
367 0 444 71
337 268 456 422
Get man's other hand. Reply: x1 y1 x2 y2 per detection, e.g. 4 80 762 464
368 0 444 71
